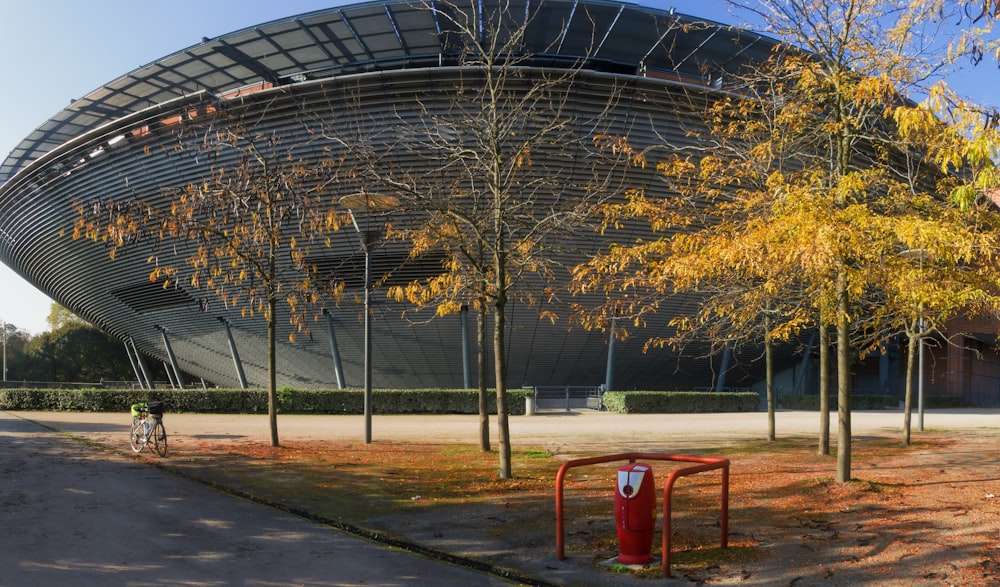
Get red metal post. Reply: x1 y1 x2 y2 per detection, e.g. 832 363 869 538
660 458 729 577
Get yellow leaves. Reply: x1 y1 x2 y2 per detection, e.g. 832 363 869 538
964 130 999 168
514 146 532 167
593 133 647 168
854 75 895 112
436 301 463 317
950 184 978 210
387 285 406 304
655 156 696 178
892 105 939 142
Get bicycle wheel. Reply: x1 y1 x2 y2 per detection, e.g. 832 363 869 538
152 419 168 457
129 417 145 453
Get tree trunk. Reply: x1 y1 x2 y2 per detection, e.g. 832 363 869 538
494 256 511 480
818 324 830 456
835 275 851 483
267 292 279 447
478 299 491 452
494 302 511 479
903 325 918 447
765 311 775 442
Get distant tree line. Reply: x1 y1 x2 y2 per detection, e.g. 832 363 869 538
1 304 135 384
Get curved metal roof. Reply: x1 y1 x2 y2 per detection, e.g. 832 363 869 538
0 0 789 390
0 0 775 185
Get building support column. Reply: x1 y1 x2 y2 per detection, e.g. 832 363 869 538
605 316 617 392
794 331 817 395
323 309 346 390
714 343 732 393
124 339 145 389
127 337 153 389
157 327 185 390
219 317 248 390
461 305 472 389
163 361 177 389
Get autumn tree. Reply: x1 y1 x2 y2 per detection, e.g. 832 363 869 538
731 0 993 482
575 0 1000 483
74 94 343 447
881 86 1000 445
745 0 1000 455
339 0 634 479
575 54 830 443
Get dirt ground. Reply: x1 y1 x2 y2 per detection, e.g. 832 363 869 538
704 431 1000 587
171 430 1000 586
347 431 1000 586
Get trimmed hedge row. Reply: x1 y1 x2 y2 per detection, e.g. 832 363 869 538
779 394 969 410
601 391 760 414
0 388 532 416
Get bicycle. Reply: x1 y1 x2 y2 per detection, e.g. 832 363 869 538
129 401 168 456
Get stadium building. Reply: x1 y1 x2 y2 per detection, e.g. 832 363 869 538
1 0 997 405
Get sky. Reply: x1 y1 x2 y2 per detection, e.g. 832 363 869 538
0 0 996 335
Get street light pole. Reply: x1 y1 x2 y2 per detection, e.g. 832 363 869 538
900 248 928 435
343 211 375 444
918 316 925 432
1 318 6 383
361 228 373 444
340 192 398 445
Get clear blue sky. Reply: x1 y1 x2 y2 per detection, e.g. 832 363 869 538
0 0 995 334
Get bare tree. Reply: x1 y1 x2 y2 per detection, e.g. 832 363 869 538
74 94 343 447
327 0 634 479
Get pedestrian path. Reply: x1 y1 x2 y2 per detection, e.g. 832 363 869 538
0 412 514 586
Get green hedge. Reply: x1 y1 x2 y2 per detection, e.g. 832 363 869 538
601 391 760 414
0 388 531 416
779 394 968 410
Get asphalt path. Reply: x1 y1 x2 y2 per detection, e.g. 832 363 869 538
0 412 513 587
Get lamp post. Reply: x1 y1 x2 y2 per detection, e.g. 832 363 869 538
900 248 927 432
917 316 925 432
1 318 6 383
339 192 397 444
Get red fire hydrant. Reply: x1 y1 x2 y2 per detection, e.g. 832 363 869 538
614 462 656 564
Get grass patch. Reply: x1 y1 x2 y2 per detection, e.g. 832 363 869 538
169 440 558 523
672 544 761 568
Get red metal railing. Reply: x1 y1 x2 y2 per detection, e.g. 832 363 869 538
555 452 730 577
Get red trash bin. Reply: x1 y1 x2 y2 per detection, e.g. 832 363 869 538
614 462 656 564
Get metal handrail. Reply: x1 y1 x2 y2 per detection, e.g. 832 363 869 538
555 452 730 578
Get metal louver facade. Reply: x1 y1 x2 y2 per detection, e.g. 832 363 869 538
0 1 783 390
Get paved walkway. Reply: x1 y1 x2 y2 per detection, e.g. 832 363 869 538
3 408 998 586
0 412 513 587
14 408 1000 453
